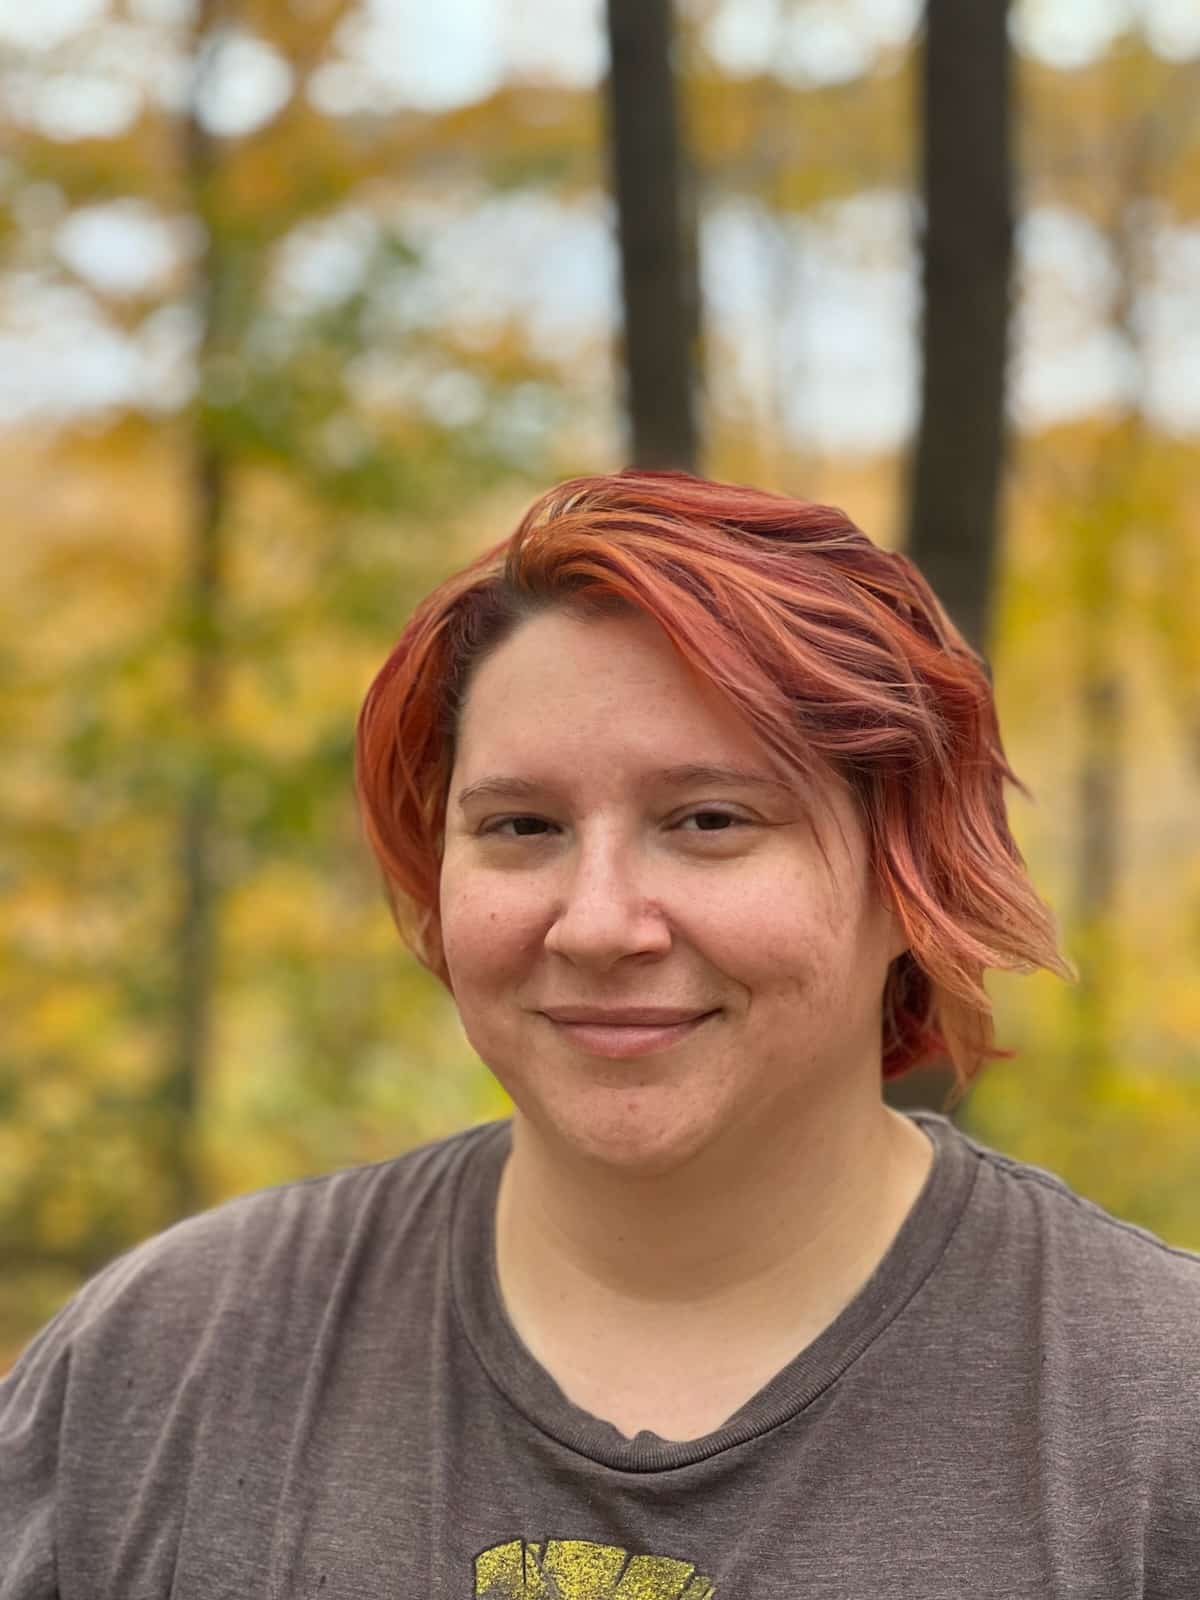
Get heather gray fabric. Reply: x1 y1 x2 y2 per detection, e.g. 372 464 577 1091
3 1108 1200 1598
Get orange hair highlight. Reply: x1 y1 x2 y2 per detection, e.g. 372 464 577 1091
354 469 1075 1105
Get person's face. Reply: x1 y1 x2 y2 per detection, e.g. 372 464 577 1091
439 607 908 1176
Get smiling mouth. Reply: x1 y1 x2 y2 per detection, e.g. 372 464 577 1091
545 1012 717 1059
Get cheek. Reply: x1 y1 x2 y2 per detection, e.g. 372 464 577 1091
439 869 538 984
714 870 831 957
439 879 490 974
715 883 859 1004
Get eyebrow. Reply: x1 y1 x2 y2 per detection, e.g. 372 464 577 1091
454 763 798 810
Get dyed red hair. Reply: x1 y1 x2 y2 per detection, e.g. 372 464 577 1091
355 469 1074 1105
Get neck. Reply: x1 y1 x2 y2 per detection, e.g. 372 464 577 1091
495 1091 933 1327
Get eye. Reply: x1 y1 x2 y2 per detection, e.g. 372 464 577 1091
480 815 553 839
478 808 751 839
677 809 747 833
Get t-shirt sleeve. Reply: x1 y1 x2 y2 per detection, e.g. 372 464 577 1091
0 1177 355 1598
0 1304 73 1599
0 1239 166 1599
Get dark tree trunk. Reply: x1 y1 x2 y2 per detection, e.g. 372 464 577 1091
1072 667 1122 1074
888 0 1014 1123
162 4 231 1219
603 0 701 471
1066 129 1149 1102
905 0 1014 658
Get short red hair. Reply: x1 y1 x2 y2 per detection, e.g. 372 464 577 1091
355 469 1074 1104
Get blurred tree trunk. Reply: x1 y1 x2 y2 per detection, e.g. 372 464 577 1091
1065 94 1162 1104
905 0 1013 658
1071 641 1123 1092
887 0 1013 1121
603 0 702 471
162 4 232 1219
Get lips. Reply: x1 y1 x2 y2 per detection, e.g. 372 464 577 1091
544 1011 717 1059
541 1007 715 1027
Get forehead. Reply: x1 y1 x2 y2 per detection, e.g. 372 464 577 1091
455 608 760 759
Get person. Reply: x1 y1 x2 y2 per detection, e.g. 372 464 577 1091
2 469 1197 1599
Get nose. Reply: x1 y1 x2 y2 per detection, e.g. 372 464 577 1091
542 834 673 968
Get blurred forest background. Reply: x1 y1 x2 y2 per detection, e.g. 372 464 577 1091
2 0 1199 1365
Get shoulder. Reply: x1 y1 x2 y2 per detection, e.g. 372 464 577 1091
0 1121 506 1590
3 1119 504 1390
957 1122 1200 1273
944 1117 1200 1376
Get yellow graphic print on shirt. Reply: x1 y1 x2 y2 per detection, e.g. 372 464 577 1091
474 1538 716 1598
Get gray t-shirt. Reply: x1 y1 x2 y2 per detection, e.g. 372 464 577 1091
3 1109 1199 1598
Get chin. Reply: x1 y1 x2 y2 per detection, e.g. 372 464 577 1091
529 1088 720 1178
